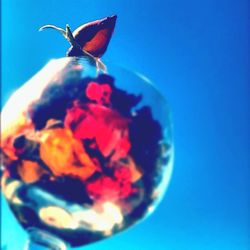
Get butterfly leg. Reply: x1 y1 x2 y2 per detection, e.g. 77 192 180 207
96 59 107 73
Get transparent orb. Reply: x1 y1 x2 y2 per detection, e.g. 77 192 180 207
1 57 173 248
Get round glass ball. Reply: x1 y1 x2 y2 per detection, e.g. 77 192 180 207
1 57 173 248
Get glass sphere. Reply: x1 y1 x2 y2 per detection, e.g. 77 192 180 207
1 57 173 248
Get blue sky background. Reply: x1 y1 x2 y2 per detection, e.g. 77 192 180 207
1 0 249 249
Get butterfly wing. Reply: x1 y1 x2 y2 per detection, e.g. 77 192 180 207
67 15 117 58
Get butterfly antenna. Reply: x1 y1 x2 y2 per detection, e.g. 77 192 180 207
39 25 67 38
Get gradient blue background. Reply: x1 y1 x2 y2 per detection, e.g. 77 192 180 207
1 0 249 249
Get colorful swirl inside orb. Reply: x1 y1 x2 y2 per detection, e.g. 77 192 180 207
1 58 173 247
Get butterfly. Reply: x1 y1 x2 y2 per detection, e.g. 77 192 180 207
39 15 117 70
